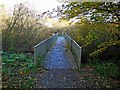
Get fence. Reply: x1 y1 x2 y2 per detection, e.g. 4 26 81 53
34 33 58 66
65 34 81 68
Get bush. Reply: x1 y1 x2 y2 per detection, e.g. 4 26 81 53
88 60 119 79
2 3 55 53
65 19 120 63
2 52 44 88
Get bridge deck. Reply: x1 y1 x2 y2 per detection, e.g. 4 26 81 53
36 36 89 88
42 36 77 69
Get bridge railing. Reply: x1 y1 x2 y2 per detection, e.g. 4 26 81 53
65 34 81 68
34 33 58 66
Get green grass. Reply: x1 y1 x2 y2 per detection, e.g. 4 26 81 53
37 55 44 66
2 52 44 88
88 60 119 79
77 60 120 88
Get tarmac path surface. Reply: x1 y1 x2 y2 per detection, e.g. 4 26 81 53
36 37 90 88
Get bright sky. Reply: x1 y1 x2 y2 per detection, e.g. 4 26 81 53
0 0 69 27
0 0 62 13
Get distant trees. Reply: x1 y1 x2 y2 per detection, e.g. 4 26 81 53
2 3 54 52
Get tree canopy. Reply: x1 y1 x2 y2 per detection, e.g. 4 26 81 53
58 2 120 22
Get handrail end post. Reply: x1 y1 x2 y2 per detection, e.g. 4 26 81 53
78 48 82 69
34 47 37 67
71 39 72 51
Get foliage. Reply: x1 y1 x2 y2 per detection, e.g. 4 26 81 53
65 19 120 63
38 56 44 66
2 52 44 88
77 62 120 88
88 60 119 79
59 2 120 22
2 3 56 52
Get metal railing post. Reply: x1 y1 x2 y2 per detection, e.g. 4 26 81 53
71 39 72 52
34 47 37 67
65 34 81 68
34 33 58 66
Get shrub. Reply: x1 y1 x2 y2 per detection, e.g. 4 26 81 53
65 19 120 63
2 52 44 88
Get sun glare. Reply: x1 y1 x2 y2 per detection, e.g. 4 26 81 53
0 0 62 13
0 0 69 28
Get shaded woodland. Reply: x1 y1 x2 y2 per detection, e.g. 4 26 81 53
1 2 120 88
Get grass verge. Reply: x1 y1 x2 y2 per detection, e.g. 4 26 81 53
77 60 120 88
2 52 44 88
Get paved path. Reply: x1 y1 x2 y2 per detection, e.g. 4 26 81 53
43 36 77 69
36 37 89 88
36 70 90 88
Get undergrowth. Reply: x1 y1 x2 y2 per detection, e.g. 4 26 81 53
78 60 120 88
89 60 119 80
2 52 44 88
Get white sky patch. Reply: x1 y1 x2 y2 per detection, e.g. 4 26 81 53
0 0 62 13
45 22 53 27
0 0 69 28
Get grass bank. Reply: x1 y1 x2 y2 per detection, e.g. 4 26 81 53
77 60 120 88
2 52 44 88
